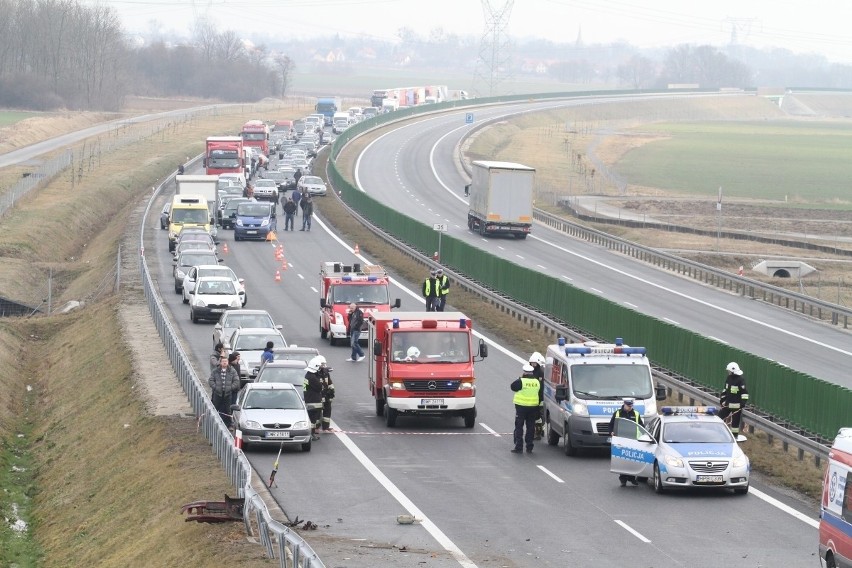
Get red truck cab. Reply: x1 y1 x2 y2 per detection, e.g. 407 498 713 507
319 262 400 346
367 311 487 428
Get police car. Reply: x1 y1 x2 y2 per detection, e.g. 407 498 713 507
610 406 750 495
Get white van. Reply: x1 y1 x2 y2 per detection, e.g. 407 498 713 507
542 337 666 456
820 427 852 568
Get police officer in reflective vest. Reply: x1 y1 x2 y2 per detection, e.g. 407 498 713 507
609 398 644 486
435 268 449 312
422 268 439 311
510 364 543 454
528 352 546 440
718 362 749 435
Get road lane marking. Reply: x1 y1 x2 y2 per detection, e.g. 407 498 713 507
749 487 819 528
624 302 637 309
479 423 501 436
615 520 651 543
708 336 728 344
663 317 680 325
537 466 564 483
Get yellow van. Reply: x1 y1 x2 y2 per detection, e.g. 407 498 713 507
168 194 212 252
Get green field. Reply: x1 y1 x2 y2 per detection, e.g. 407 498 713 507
0 111 39 127
614 120 852 204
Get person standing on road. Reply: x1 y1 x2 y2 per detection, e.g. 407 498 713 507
510 364 543 454
528 352 546 440
282 196 297 231
422 268 438 312
317 356 335 431
609 399 644 486
260 341 275 365
304 357 325 440
210 342 226 372
209 356 240 428
435 268 450 312
346 303 365 362
228 351 244 392
291 188 301 217
718 362 749 436
300 194 314 231
294 168 303 187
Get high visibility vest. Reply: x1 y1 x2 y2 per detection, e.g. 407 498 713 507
615 409 641 423
437 275 449 295
513 377 540 406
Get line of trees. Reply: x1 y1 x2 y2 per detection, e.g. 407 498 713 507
0 0 289 110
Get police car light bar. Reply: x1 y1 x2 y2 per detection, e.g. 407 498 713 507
564 345 647 356
661 406 717 416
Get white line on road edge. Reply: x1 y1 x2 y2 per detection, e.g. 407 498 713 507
748 487 819 529
537 465 565 483
614 520 651 543
334 426 478 568
479 423 501 436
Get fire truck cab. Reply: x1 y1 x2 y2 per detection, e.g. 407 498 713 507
319 262 400 346
367 312 487 428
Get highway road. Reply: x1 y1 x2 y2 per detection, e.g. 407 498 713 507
353 96 852 389
145 157 819 566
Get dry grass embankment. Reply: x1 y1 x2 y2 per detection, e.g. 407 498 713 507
0 99 313 566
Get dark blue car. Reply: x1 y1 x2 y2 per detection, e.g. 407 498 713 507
233 201 276 241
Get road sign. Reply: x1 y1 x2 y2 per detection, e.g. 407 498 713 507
432 223 448 232
465 113 474 124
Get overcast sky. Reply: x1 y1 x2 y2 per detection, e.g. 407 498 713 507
95 0 852 63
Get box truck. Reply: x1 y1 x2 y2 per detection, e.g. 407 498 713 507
467 161 535 239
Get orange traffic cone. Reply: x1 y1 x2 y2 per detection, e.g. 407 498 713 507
222 242 229 254
274 270 281 283
265 230 277 242
281 258 288 270
354 243 360 255
275 248 283 261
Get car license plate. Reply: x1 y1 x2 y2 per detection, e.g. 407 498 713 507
266 431 290 439
696 475 723 483
247 230 257 234
210 308 224 313
421 399 444 405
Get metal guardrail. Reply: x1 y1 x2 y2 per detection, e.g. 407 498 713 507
139 157 325 568
533 208 852 329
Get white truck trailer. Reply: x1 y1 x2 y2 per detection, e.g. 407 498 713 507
466 161 535 239
176 174 219 230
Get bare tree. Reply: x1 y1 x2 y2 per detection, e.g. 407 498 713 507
617 55 655 89
275 54 294 98
215 30 245 63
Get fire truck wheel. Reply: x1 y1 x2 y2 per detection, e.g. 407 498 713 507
384 403 398 427
319 320 327 339
329 334 337 346
375 397 384 416
463 408 476 428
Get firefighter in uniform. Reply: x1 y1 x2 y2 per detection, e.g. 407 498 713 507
510 364 543 454
609 399 644 486
717 362 749 435
304 357 325 440
528 352 546 440
316 356 335 431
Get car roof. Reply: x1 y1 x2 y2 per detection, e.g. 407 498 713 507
232 327 284 335
196 275 233 282
244 382 299 392
224 309 271 316
260 360 307 368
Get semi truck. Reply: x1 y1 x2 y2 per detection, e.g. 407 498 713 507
367 312 487 428
203 136 244 178
319 262 400 346
467 160 535 239
240 120 269 156
315 97 342 125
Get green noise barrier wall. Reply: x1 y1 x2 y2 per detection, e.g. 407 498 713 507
328 90 849 441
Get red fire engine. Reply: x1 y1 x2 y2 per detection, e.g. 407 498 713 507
319 262 400 346
367 312 488 428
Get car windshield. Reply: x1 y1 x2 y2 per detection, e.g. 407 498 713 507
255 180 276 187
225 199 248 213
171 208 208 224
234 333 283 350
197 280 237 295
331 283 389 304
570 364 653 400
208 150 239 168
181 254 217 268
390 331 470 363
242 132 266 141
243 389 302 410
237 203 271 217
224 313 274 329
177 242 213 254
302 177 323 185
663 421 735 444
257 367 305 385
197 268 234 280
264 172 285 180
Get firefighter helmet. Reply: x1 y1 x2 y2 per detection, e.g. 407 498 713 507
726 362 743 376
406 346 420 359
306 357 321 373
529 352 545 366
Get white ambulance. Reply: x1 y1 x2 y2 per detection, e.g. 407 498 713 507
820 427 852 568
542 337 666 456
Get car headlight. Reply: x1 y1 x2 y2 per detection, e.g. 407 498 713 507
732 455 748 468
245 420 262 429
176 268 186 279
292 420 309 430
236 219 244 227
572 402 589 416
229 299 241 308
664 454 684 468
333 313 344 325
260 219 269 227
389 382 405 390
195 299 207 307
